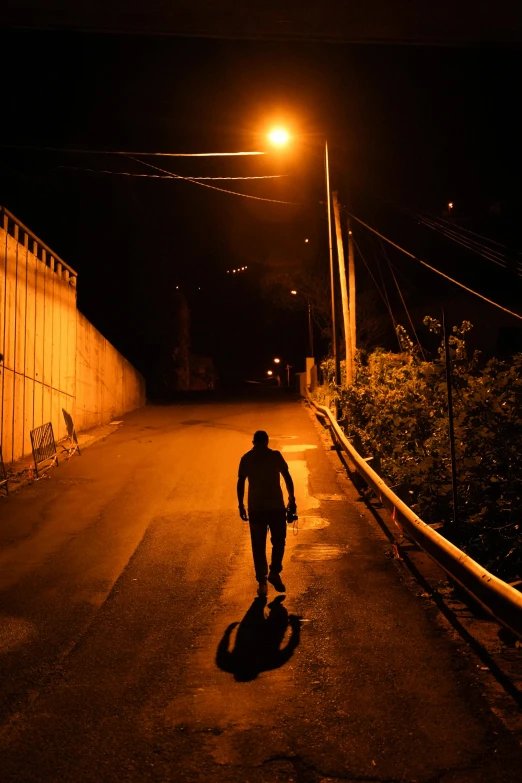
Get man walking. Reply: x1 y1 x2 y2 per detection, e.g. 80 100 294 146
237 430 296 596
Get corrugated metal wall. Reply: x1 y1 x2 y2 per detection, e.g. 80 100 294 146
0 208 78 463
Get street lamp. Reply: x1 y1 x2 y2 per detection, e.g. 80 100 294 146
268 128 290 146
268 128 337 383
448 202 454 218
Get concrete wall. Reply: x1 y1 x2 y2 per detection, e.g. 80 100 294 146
1 208 145 464
75 312 145 432
0 216 77 463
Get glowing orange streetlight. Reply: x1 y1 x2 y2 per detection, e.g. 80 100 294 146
267 370 273 376
268 128 331 370
274 357 281 364
268 128 290 146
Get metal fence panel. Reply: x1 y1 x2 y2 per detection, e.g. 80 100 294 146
30 422 58 476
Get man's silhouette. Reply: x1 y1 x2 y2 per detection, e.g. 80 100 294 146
237 430 296 596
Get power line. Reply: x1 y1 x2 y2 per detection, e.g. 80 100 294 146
381 240 426 360
352 235 400 346
348 212 522 323
0 143 264 158
127 155 299 204
418 209 510 251
58 165 287 181
418 216 513 272
416 214 522 275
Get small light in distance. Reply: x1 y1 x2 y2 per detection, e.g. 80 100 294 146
290 290 297 295
268 128 290 146
448 202 454 210
304 238 309 243
267 370 273 376
274 358 281 364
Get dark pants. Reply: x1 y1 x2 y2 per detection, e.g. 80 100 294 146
248 509 287 583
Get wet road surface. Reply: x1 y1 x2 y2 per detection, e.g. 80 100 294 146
1 396 521 782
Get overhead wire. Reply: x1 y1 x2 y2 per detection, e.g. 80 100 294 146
416 214 522 275
0 143 264 157
379 238 426 360
57 165 287 181
352 234 401 348
347 212 522 323
371 239 400 333
126 155 299 204
418 209 509 250
412 207 522 273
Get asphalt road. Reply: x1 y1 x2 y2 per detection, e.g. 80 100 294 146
1 395 521 783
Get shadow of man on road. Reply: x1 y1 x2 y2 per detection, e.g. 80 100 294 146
216 596 301 682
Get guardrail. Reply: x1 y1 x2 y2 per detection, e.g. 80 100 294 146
307 394 522 641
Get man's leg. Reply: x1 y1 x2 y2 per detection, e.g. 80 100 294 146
268 509 287 575
248 513 269 584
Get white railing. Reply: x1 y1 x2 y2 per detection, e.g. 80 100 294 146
307 393 522 641
1 205 77 285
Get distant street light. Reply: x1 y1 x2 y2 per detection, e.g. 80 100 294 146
267 370 273 376
274 357 281 364
448 202 454 218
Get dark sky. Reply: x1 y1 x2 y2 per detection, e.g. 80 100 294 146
1 29 521 380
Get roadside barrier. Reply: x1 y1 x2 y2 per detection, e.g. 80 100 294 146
30 422 58 477
307 394 522 641
0 445 8 495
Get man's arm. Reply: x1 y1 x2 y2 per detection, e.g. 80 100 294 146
282 468 295 503
237 475 248 520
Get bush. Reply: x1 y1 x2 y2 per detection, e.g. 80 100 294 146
320 319 522 582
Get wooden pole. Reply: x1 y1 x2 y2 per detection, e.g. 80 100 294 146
347 217 356 362
325 142 340 388
332 191 353 384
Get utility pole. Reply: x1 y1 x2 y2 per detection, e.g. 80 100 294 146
325 142 340 388
347 217 356 363
332 191 353 384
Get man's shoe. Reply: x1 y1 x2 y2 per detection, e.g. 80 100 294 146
257 582 268 597
268 572 286 592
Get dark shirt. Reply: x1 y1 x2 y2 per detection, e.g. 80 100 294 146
238 447 289 512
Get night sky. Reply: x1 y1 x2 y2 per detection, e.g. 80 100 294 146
1 30 521 385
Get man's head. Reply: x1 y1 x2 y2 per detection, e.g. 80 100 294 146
252 430 269 447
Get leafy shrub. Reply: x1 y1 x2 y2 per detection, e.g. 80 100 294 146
318 320 522 582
